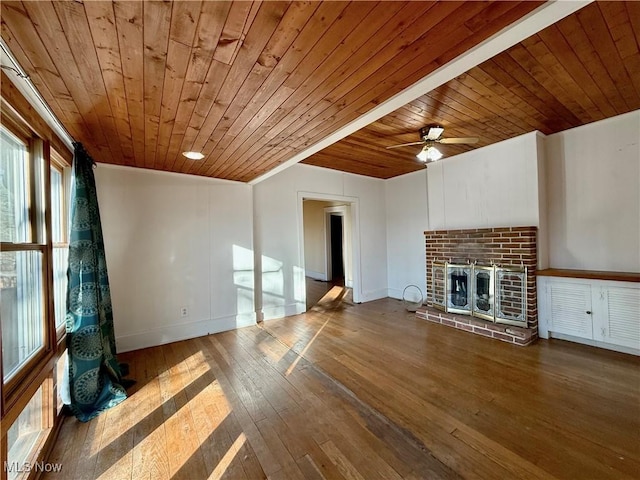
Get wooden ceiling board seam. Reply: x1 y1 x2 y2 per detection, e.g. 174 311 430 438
535 23 616 121
386 85 514 143
84 1 136 167
198 84 296 178
175 2 290 167
195 2 340 176
155 0 203 171
113 0 145 168
168 0 203 46
186 2 319 175
0 10 81 139
172 1 290 174
577 4 640 112
454 70 544 135
211 1 408 178
602 3 640 101
302 155 406 179
202 2 375 177
220 1 326 141
156 39 192 173
279 2 380 92
205 0 397 174
142 0 171 168
205 2 372 179
282 2 467 131
603 3 639 62
21 0 112 164
341 2 494 110
261 3 505 172
495 43 597 126
161 1 233 170
178 2 293 175
52 0 125 165
475 56 578 133
488 50 578 130
627 2 640 47
429 1 545 70
408 92 513 141
212 1 254 66
558 11 630 115
219 1 457 179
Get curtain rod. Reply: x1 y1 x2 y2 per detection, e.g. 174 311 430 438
1 38 74 151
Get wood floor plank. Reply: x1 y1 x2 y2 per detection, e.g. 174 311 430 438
45 296 640 480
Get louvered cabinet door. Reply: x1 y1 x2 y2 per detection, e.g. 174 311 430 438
596 287 640 350
548 282 593 339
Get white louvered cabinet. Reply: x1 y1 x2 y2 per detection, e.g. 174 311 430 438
596 286 640 349
538 275 640 355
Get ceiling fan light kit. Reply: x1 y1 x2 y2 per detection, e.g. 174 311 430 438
417 145 443 162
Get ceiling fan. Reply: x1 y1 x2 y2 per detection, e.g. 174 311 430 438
386 125 479 162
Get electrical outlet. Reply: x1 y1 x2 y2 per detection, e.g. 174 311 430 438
180 307 188 317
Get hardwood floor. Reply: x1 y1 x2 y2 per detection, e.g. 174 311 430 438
45 298 640 479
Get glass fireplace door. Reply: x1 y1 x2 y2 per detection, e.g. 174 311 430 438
446 264 472 315
472 265 495 321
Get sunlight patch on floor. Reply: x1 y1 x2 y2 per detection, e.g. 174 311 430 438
208 433 247 479
286 317 331 376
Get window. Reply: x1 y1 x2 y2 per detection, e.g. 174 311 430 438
6 383 49 480
1 86 71 480
50 163 68 332
0 127 47 384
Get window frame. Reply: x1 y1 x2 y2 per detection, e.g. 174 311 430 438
49 153 70 341
0 120 52 408
1 85 71 480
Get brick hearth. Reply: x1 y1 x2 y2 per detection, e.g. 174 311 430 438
420 226 538 346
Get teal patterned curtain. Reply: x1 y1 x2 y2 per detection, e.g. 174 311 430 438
66 143 127 422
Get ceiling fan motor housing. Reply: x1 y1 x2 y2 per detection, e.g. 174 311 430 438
420 125 444 141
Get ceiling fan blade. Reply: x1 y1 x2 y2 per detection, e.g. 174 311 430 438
438 137 479 145
385 141 424 149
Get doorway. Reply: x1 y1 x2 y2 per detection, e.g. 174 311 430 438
301 199 357 311
328 213 344 284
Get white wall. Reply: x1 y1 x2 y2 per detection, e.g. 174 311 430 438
385 170 428 301
95 165 255 352
427 132 541 230
254 164 387 320
545 110 640 272
302 200 327 280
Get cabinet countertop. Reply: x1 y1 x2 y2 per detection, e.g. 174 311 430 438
536 268 640 283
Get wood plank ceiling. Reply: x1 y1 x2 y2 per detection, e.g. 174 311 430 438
0 1 545 182
304 1 640 178
2 2 639 182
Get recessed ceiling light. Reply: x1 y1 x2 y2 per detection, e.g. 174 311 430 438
182 151 204 160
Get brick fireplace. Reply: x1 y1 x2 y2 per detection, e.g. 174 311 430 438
416 226 538 345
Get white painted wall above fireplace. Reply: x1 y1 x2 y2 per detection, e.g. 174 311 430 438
426 131 542 231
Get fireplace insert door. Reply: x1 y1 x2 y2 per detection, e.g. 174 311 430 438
447 264 472 315
432 262 447 311
495 266 527 327
472 265 495 321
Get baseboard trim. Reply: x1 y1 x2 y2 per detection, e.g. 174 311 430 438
359 289 389 302
547 332 640 356
305 270 327 281
116 312 256 353
262 302 305 321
